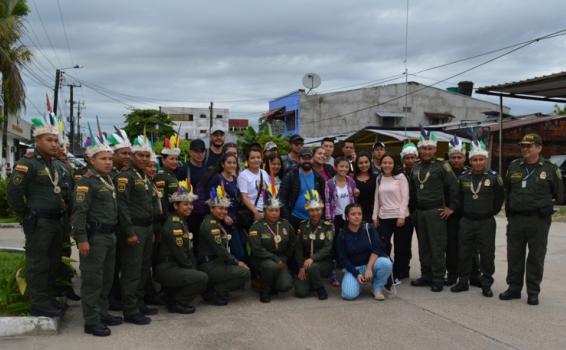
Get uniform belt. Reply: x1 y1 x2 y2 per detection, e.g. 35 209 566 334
197 255 218 264
88 222 117 234
32 210 63 220
132 217 153 227
463 213 493 220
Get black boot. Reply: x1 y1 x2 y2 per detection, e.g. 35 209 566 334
527 293 539 305
124 313 151 325
499 289 521 300
202 290 228 306
168 303 196 314
444 275 458 286
430 283 444 292
139 304 158 315
101 314 123 326
84 324 111 337
316 287 328 300
450 281 469 293
259 290 271 303
482 286 493 298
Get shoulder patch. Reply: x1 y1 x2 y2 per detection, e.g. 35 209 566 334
76 185 89 193
15 164 29 173
211 228 221 235
117 177 128 184
248 230 258 237
155 180 165 188
173 229 183 236
73 174 82 180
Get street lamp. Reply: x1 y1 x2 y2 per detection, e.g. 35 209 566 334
53 65 82 115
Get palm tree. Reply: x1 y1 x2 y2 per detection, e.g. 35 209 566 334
0 0 31 160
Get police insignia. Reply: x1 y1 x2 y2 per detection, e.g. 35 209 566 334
484 179 491 187
12 174 23 185
176 237 183 247
155 180 165 187
15 164 28 173
540 171 546 180
214 236 222 244
118 184 126 192
319 233 325 240
76 193 85 202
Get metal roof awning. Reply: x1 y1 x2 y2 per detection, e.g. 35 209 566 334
476 71 566 102
375 111 405 118
304 133 353 146
359 128 469 143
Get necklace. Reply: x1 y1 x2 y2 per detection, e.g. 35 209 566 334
308 222 322 258
265 222 281 250
134 168 149 190
44 163 60 194
98 175 117 199
470 176 483 200
416 164 431 190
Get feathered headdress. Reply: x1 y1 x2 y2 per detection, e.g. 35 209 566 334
131 131 152 153
161 134 181 156
84 122 112 157
170 180 198 203
207 185 231 207
448 135 466 155
263 183 282 209
468 128 488 159
108 126 132 151
400 142 419 158
304 189 323 210
32 113 59 137
417 125 437 147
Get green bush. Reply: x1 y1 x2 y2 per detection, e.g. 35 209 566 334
0 177 16 218
0 251 30 316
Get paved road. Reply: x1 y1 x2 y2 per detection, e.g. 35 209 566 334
1 218 566 350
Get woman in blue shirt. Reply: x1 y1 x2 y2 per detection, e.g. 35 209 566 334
336 203 392 300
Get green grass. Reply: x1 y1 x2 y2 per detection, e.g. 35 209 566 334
0 251 30 316
0 217 18 224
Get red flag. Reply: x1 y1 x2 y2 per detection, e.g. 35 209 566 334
46 94 52 113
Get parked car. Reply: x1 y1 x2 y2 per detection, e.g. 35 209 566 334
550 155 566 193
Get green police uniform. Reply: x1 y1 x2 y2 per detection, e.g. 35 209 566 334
411 159 459 286
505 158 564 295
458 170 504 287
115 167 155 317
72 167 119 327
7 150 66 312
249 218 296 294
155 215 208 307
155 168 179 215
197 214 250 298
293 220 334 298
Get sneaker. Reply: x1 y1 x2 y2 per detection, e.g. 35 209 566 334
373 289 385 301
393 278 402 286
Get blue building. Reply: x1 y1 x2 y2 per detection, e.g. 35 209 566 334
263 90 303 136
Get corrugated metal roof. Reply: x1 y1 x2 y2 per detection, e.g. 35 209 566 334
487 113 566 131
476 71 566 102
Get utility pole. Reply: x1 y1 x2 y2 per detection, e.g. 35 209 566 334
66 84 81 153
53 69 61 115
76 101 85 149
208 101 214 133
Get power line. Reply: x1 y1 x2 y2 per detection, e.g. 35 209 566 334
56 0 74 66
30 0 64 68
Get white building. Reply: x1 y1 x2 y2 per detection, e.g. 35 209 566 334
0 114 32 177
160 106 229 141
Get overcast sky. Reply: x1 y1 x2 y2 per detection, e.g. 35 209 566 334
20 0 566 133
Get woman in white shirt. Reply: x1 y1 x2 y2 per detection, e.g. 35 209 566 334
238 148 271 225
372 154 411 285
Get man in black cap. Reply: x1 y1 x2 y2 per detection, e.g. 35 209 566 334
176 139 206 189
500 133 564 305
371 141 386 175
206 127 226 168
279 148 325 231
282 134 304 172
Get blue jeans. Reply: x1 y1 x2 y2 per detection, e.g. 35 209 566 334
341 257 393 300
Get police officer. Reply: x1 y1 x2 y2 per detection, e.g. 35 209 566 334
107 128 132 311
72 136 123 336
410 128 459 292
197 186 250 305
294 191 333 300
500 133 564 305
249 191 296 303
155 134 180 215
7 116 66 317
115 135 157 324
451 139 504 297
155 181 208 314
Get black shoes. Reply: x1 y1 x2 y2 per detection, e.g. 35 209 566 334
101 314 123 326
124 313 151 325
84 324 111 337
202 291 228 306
430 283 444 292
316 287 328 300
527 293 539 305
450 282 469 293
168 303 196 314
139 305 159 315
259 290 271 303
499 289 521 300
482 287 494 298
411 278 432 287
31 305 63 318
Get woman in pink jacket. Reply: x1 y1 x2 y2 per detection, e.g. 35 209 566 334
372 154 411 286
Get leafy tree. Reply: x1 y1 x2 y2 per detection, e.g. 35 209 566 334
123 108 175 140
1 0 31 158
237 125 290 157
553 104 566 115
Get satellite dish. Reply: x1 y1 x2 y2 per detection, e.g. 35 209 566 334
302 73 321 92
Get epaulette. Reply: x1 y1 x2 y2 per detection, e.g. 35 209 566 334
511 158 521 164
442 162 453 172
83 171 94 178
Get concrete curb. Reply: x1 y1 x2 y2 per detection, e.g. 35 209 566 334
0 223 20 229
0 316 59 336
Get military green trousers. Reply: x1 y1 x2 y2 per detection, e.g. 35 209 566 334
415 208 447 284
119 225 153 316
253 259 293 293
294 260 333 297
458 217 495 287
506 214 552 294
198 261 250 297
25 217 63 309
80 233 116 326
155 262 208 305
